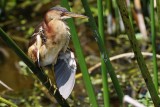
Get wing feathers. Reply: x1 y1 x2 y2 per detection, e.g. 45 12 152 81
54 50 76 99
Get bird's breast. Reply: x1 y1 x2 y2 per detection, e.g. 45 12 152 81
39 20 70 66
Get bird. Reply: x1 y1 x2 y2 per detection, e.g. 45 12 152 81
27 6 87 99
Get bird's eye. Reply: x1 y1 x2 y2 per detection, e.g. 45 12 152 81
61 12 65 16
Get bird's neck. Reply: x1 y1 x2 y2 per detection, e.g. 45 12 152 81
42 19 70 39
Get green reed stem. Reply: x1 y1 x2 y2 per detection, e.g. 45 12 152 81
105 0 111 12
157 0 160 29
151 0 158 91
128 1 134 28
61 1 98 107
97 0 110 106
113 0 120 33
116 0 160 106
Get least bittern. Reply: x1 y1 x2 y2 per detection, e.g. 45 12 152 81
28 6 87 99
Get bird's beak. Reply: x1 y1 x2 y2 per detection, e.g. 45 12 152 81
61 12 88 19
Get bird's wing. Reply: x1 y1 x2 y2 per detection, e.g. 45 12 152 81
54 50 77 99
28 25 46 47
28 25 46 66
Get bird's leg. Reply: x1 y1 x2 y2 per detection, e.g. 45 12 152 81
47 64 58 91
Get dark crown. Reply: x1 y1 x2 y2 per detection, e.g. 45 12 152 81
50 6 69 12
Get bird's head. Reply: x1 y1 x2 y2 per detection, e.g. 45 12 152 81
44 6 87 23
